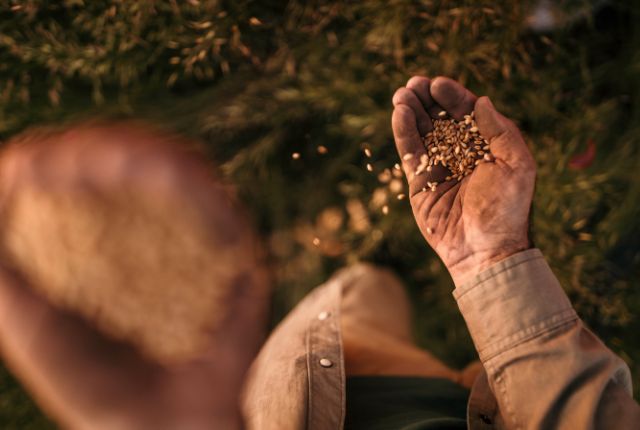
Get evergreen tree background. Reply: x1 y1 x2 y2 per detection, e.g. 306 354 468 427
1 0 639 427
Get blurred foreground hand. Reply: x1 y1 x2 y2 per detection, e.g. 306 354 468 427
391 77 536 286
0 122 270 429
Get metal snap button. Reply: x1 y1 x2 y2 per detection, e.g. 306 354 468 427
319 358 333 368
317 311 331 320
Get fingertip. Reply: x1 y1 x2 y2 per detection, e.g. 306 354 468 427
392 87 418 107
474 96 507 140
430 76 455 96
405 76 441 117
475 96 505 128
475 95 494 111
430 76 447 89
474 96 495 127
392 87 407 106
406 75 430 89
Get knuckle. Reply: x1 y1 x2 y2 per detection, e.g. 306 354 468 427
393 103 412 118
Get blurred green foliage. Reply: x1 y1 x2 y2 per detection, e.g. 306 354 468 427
1 0 639 427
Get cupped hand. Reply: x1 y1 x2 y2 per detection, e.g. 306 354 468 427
391 77 536 286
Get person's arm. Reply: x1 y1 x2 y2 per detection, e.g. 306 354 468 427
454 249 639 429
391 75 640 429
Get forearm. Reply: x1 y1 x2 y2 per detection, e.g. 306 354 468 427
455 249 640 429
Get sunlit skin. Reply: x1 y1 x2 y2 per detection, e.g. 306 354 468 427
392 77 537 286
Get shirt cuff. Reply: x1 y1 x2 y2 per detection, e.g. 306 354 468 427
452 249 578 362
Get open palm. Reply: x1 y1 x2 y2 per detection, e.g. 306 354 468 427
391 77 536 285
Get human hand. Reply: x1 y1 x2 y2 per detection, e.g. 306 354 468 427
391 77 536 286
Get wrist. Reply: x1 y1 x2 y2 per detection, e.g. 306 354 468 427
446 242 531 287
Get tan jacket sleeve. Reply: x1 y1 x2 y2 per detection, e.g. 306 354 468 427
454 249 640 429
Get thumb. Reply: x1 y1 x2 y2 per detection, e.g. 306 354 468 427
474 96 533 169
